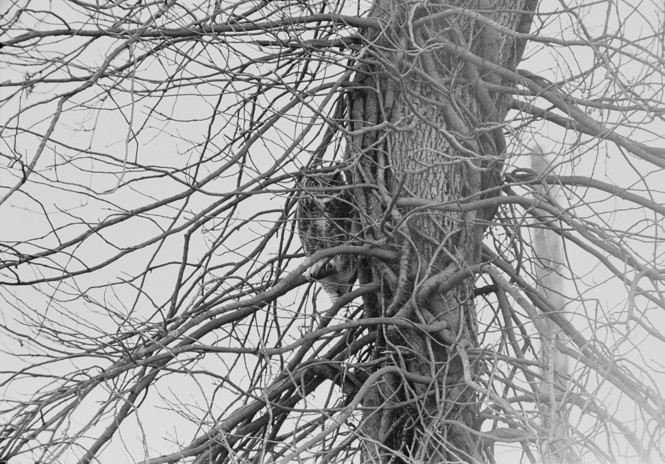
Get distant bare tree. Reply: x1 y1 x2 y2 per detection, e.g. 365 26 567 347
0 1 664 463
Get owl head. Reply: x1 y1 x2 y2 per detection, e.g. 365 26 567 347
297 170 354 223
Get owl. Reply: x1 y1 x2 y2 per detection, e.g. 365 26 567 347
296 171 358 301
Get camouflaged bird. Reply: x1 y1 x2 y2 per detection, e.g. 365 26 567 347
296 171 358 301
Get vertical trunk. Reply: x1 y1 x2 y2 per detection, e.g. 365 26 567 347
531 150 572 463
347 1 538 462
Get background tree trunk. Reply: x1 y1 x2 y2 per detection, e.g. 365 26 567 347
347 1 539 461
530 148 573 463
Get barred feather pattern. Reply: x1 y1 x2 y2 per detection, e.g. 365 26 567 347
296 173 358 301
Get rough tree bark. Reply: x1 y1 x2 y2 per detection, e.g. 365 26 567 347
346 1 539 462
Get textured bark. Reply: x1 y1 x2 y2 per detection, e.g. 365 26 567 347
346 1 539 462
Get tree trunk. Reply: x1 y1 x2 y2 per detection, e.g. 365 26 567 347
346 1 538 462
531 149 573 463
